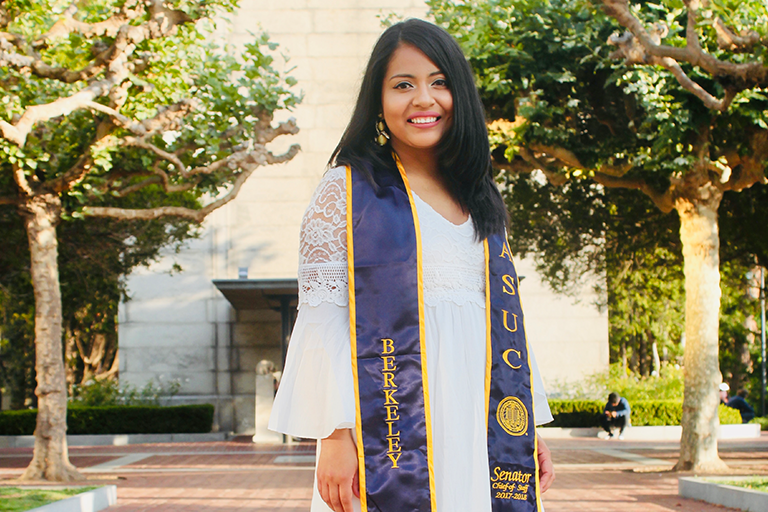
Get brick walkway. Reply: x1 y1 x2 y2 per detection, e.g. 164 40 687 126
1 433 767 511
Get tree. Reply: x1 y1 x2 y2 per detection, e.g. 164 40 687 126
430 0 768 471
0 0 299 481
504 170 764 382
502 171 687 375
0 201 199 407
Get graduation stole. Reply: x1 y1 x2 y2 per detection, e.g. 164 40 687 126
346 158 541 512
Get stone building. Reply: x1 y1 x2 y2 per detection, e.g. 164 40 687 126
118 0 609 434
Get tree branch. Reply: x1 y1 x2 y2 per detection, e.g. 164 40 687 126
712 18 762 52
0 0 194 84
517 147 569 185
0 1 10 31
82 101 149 136
112 176 163 197
83 143 301 221
84 166 255 222
528 143 583 169
593 171 675 213
602 0 768 108
0 73 126 147
721 131 768 191
0 195 19 205
35 1 142 43
12 163 35 197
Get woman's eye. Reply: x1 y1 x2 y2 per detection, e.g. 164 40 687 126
433 78 448 87
394 81 413 90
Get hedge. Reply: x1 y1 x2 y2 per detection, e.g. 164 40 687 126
546 399 742 428
0 404 214 436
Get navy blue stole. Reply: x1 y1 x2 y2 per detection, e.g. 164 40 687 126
346 160 540 512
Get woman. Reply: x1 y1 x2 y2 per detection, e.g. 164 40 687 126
270 19 554 512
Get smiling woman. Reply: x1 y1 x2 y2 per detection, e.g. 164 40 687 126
269 18 555 512
381 45 454 155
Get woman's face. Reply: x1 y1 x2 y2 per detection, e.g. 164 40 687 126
381 44 453 155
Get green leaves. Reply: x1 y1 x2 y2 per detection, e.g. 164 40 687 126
0 0 301 405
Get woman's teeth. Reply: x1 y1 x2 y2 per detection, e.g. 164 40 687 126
409 117 438 124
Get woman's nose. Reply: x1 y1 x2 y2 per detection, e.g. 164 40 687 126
412 86 435 107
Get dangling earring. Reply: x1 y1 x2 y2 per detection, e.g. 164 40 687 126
376 113 390 146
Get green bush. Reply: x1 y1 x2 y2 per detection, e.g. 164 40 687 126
547 363 685 401
546 400 741 427
71 377 181 406
0 404 214 436
719 404 743 425
750 416 768 431
0 409 37 436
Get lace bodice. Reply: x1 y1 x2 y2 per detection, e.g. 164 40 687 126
298 166 485 307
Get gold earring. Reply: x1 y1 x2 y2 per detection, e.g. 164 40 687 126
376 114 390 146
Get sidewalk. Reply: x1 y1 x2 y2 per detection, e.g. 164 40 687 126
1 433 767 511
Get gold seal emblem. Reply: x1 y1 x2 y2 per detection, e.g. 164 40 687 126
496 396 528 436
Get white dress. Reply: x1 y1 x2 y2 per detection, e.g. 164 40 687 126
269 166 553 512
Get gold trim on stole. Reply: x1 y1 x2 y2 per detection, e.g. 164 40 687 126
345 165 368 511
502 236 543 510
393 154 438 512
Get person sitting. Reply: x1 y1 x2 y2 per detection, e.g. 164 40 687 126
601 392 631 440
719 382 730 405
727 389 756 423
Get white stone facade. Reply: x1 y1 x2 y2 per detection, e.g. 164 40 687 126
118 0 609 434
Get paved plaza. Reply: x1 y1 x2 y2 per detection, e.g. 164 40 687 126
1 433 767 511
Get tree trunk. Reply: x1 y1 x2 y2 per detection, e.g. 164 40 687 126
620 339 627 372
651 338 661 377
638 332 648 376
734 315 756 391
674 195 728 473
19 194 82 481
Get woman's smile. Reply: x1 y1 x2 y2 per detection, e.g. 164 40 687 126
408 112 441 126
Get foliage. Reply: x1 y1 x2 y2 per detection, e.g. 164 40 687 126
431 1 768 437
0 403 214 435
502 171 687 374
0 487 98 512
750 416 768 431
713 477 768 493
430 0 768 184
549 362 685 401
0 409 36 435
718 259 764 396
70 376 181 406
0 1 299 209
546 399 741 427
0 0 300 410
0 205 198 407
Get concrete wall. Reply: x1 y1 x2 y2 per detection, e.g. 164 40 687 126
118 0 608 434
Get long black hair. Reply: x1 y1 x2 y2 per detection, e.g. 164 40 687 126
329 18 508 240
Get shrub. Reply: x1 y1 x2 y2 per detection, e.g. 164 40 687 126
71 377 181 406
546 400 741 427
0 409 37 436
0 404 214 436
547 363 685 401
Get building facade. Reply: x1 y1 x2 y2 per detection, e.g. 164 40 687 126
118 0 609 434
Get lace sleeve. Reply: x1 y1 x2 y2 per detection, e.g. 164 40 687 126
298 166 349 307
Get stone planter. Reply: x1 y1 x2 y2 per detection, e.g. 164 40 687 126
679 476 768 512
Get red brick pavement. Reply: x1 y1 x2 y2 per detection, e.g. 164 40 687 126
1 434 766 511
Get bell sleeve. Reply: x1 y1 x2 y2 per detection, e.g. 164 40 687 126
269 167 355 439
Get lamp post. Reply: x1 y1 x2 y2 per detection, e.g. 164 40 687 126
761 267 766 417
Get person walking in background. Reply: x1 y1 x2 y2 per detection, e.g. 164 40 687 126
602 392 631 440
727 389 756 423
